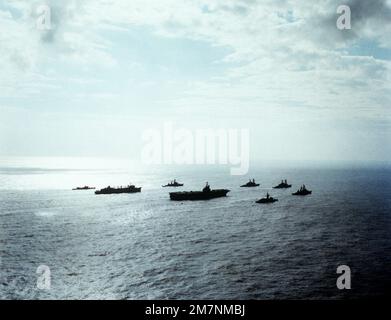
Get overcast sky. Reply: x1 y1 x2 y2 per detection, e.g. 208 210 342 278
0 0 390 162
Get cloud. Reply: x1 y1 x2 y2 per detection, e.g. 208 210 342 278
0 0 390 114
0 0 390 161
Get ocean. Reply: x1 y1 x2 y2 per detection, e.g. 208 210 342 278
0 157 390 299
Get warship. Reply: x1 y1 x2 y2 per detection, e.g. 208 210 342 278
256 192 278 204
292 185 312 196
240 179 260 187
162 179 184 187
169 183 229 201
72 186 95 190
95 184 141 195
273 179 292 189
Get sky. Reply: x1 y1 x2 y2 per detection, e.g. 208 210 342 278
0 0 390 163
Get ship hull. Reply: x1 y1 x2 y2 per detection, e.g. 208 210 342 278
240 184 260 187
95 187 141 195
256 198 278 203
169 189 229 201
292 190 312 196
162 184 184 187
273 184 292 189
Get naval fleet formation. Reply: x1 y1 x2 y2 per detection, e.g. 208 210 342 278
73 178 312 204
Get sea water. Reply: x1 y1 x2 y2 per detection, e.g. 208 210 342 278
0 157 390 299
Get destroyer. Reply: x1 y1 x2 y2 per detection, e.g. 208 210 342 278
292 185 312 196
162 179 184 187
95 184 141 195
240 179 259 187
256 192 278 204
273 179 292 189
72 186 95 190
169 182 229 201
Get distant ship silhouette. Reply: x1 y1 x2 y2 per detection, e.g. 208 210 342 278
95 184 141 195
240 179 260 187
162 179 184 187
169 182 229 201
256 192 278 204
273 179 292 189
72 186 95 190
292 185 312 196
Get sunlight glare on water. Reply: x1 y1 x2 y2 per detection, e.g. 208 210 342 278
0 157 390 299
